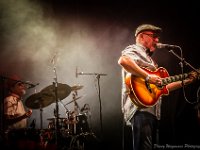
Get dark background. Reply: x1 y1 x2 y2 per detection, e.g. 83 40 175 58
0 0 200 149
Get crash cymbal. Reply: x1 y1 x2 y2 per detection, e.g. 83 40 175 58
25 92 54 109
41 83 71 101
71 85 84 91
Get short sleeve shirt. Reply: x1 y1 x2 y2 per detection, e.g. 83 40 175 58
4 95 27 129
121 44 162 124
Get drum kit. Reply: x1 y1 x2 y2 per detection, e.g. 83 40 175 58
22 82 96 150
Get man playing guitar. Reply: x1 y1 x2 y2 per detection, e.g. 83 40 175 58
118 24 198 150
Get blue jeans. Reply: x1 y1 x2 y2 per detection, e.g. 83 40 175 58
130 111 159 150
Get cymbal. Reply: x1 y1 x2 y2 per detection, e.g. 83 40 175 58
71 85 84 91
41 83 71 101
25 92 55 109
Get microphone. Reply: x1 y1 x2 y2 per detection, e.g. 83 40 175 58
156 43 180 49
24 81 39 89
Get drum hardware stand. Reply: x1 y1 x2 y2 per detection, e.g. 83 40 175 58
49 51 61 147
81 104 92 131
72 90 81 114
58 99 70 118
72 90 81 135
58 99 72 133
52 67 60 146
76 70 107 140
39 104 43 129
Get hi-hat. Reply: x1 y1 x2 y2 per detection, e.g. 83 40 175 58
71 85 84 91
25 92 55 109
41 83 72 101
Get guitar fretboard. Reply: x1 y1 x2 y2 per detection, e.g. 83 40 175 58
161 73 188 86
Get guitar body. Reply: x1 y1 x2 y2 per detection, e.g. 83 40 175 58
125 67 170 108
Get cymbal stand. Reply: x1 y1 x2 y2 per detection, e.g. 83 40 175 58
72 90 81 135
72 90 81 114
39 104 43 129
58 99 71 134
59 99 70 117
52 66 59 146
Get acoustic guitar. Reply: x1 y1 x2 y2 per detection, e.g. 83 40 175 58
125 67 198 108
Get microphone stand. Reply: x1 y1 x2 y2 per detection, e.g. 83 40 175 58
169 48 200 104
169 49 200 74
77 72 107 140
96 74 103 138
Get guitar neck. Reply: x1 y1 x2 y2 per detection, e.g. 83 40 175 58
161 73 188 86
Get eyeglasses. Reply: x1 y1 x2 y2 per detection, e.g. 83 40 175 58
142 33 159 39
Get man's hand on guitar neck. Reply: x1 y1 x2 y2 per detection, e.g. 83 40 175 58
184 71 199 86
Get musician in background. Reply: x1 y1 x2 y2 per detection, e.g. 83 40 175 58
3 75 34 149
118 24 198 150
4 75 32 130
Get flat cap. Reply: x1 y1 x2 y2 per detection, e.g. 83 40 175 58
135 24 162 37
6 74 21 89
